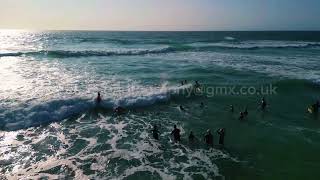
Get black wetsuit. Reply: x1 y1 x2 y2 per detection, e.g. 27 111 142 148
261 100 267 110
204 133 213 146
217 129 225 145
152 129 159 140
189 133 195 142
171 128 181 142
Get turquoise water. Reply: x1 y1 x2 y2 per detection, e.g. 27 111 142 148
0 30 320 179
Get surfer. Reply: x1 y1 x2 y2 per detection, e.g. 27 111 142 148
217 128 226 146
96 92 102 104
151 125 160 140
239 112 245 120
200 102 204 108
179 105 186 111
194 81 201 89
189 131 195 143
171 125 181 143
181 81 184 86
204 129 213 147
244 107 248 116
184 80 187 84
261 97 267 110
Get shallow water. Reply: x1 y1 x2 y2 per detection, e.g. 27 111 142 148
0 31 320 179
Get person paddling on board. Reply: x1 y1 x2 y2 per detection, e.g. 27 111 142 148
261 97 267 110
171 125 181 143
151 125 160 140
96 92 102 104
204 129 213 147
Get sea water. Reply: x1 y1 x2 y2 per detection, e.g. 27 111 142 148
0 30 320 179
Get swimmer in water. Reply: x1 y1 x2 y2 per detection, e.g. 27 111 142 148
114 106 126 115
189 131 195 143
179 105 186 111
239 112 245 120
194 81 201 89
151 125 160 140
261 97 267 110
204 129 213 147
217 128 226 146
96 92 102 104
200 102 204 108
171 125 181 143
244 107 248 116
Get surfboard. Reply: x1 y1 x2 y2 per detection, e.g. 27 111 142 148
308 107 313 114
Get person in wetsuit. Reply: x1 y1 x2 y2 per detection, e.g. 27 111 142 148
204 129 213 147
96 92 102 104
200 102 204 108
244 107 248 116
189 131 195 143
179 105 186 111
151 125 160 140
239 112 245 120
217 128 226 146
195 81 201 89
114 106 126 115
261 97 267 110
171 125 181 143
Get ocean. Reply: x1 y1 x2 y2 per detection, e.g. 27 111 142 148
0 30 320 179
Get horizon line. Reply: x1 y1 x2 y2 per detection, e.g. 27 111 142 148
1 28 320 32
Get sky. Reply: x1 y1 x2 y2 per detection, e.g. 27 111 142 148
0 0 319 31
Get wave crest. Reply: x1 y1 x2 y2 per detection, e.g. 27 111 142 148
0 84 193 131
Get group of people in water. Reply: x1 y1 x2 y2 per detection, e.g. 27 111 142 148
95 80 320 148
151 124 226 147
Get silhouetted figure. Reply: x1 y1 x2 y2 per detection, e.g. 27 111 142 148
200 102 204 108
244 107 248 116
171 125 181 143
204 129 213 147
189 131 195 143
181 81 184 86
96 92 102 104
179 105 186 111
230 105 234 112
114 106 126 115
239 112 245 120
184 80 187 84
261 97 267 110
217 128 226 146
151 125 160 140
195 81 201 89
